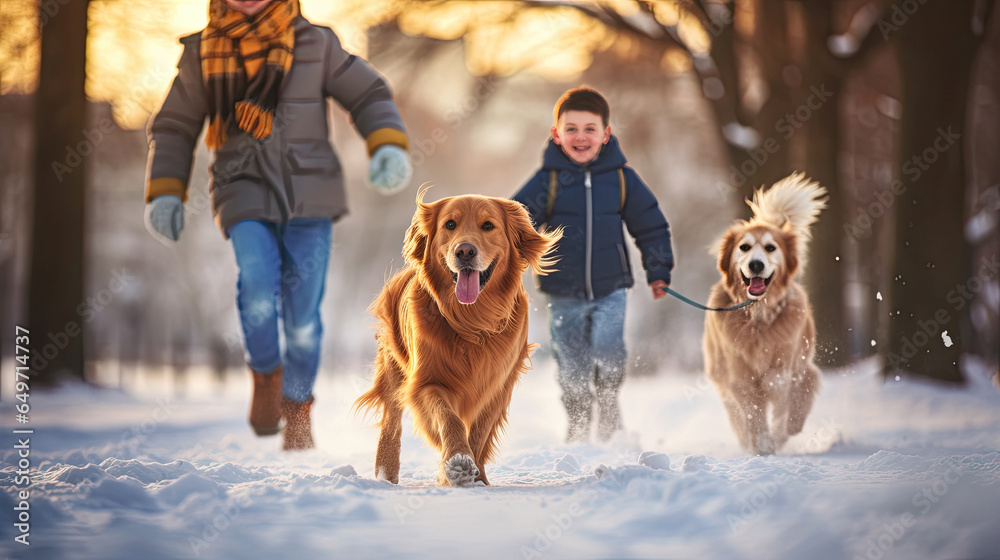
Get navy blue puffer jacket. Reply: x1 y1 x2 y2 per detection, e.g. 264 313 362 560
513 135 673 300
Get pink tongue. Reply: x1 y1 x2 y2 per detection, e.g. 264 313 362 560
456 269 481 304
748 277 767 296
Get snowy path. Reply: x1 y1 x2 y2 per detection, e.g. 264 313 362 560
2 362 1000 560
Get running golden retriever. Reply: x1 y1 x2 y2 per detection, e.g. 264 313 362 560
704 173 827 455
356 191 561 486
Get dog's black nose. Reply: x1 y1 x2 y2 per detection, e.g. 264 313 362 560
455 243 477 262
748 260 765 274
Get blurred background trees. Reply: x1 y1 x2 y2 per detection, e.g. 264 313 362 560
28 0 90 385
0 0 996 393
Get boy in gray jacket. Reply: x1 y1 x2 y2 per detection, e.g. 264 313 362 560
144 0 411 450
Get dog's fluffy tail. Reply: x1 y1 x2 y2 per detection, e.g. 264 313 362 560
747 172 827 266
353 347 403 425
354 383 385 421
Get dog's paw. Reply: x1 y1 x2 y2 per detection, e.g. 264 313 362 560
443 453 480 487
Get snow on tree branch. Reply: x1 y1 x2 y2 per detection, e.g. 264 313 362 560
827 0 890 62
721 122 761 150
682 0 734 37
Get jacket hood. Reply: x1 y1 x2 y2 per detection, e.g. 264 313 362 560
542 134 628 174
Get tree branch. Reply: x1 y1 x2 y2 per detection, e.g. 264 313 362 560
521 0 677 46
673 0 712 31
825 0 891 64
423 0 756 148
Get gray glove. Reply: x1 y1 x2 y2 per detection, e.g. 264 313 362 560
144 194 184 244
367 145 412 196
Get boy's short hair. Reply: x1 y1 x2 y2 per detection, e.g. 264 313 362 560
553 86 610 128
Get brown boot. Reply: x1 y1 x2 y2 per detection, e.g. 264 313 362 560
248 366 283 436
281 396 315 451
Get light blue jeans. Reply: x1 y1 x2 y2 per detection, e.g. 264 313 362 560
228 219 332 403
547 288 628 440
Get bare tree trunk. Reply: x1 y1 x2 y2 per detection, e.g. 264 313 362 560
885 1 979 384
1 95 35 399
799 0 851 367
708 0 794 201
741 0 793 196
28 0 90 385
966 3 1000 374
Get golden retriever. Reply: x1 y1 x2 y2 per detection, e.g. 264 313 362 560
355 191 561 486
704 173 827 455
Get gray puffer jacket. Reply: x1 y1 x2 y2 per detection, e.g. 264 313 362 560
145 16 408 237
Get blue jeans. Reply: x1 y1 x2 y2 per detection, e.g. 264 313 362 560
547 288 628 439
228 219 332 403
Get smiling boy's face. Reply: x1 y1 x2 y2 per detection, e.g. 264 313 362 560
551 110 611 165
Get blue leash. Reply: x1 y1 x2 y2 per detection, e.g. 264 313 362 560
661 286 756 312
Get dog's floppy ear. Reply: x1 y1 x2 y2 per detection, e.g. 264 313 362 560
717 229 738 281
403 186 437 266
499 199 562 275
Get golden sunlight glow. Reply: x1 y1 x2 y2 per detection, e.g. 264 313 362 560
661 48 692 73
2 0 389 128
677 12 711 54
399 4 612 79
602 0 643 18
398 2 512 42
468 8 609 78
0 0 696 128
651 1 680 28
736 0 756 38
0 0 40 95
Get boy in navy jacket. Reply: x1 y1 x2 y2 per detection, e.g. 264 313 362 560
513 87 673 442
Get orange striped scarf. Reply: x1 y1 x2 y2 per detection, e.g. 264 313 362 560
201 0 299 150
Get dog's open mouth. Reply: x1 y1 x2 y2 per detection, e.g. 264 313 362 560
742 274 772 298
451 259 497 305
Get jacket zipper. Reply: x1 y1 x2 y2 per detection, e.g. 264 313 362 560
584 169 594 301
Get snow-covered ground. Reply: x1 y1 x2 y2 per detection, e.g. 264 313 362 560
2 360 1000 560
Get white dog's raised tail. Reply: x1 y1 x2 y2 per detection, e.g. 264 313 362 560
747 172 827 267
